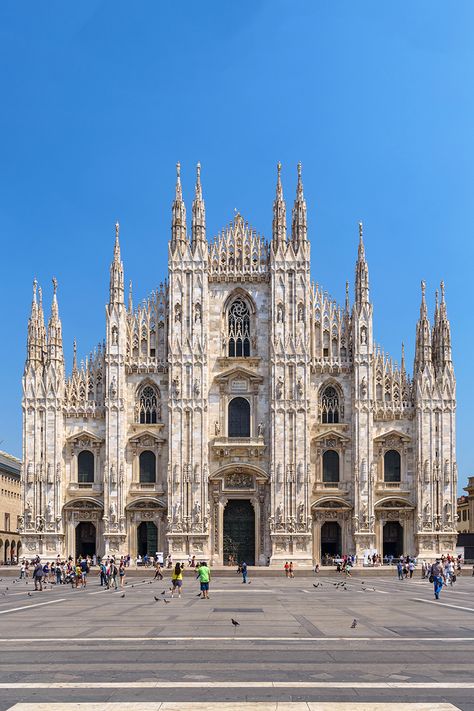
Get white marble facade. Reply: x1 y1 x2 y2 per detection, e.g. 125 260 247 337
20 163 458 565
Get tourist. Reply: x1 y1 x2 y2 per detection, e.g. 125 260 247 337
197 560 211 599
397 560 404 580
56 562 62 585
33 560 43 591
154 560 164 580
171 562 184 598
284 561 289 578
408 560 415 579
289 561 294 578
19 560 26 579
112 560 118 590
431 559 445 600
241 560 248 584
80 557 89 587
119 561 126 588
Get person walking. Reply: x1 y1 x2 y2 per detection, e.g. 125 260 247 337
397 560 404 581
408 560 415 579
241 561 248 584
119 561 126 588
284 561 289 578
80 557 89 588
154 561 164 580
289 562 294 579
33 560 43 591
431 559 445 600
171 562 184 598
112 561 118 590
197 560 211 599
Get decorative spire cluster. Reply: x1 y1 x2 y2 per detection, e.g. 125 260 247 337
414 280 432 373
192 162 206 249
25 277 63 372
432 280 452 373
354 221 369 309
47 277 63 365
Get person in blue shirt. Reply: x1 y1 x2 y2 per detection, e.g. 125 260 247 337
241 561 248 584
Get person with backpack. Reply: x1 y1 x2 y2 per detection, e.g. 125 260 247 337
33 560 44 591
430 559 445 600
241 560 248 584
171 562 184 598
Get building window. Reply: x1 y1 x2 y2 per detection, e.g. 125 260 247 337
384 450 401 483
228 397 251 437
322 450 340 483
228 298 250 357
137 384 160 424
463 510 468 522
5 513 10 532
78 450 94 484
321 386 340 424
139 450 156 483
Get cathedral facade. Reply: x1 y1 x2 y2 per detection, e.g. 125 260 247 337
20 163 458 565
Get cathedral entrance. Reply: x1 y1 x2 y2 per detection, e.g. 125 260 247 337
321 521 341 558
223 499 255 565
383 521 403 558
75 522 96 559
137 521 158 557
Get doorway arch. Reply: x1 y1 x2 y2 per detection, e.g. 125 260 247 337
75 522 96 559
223 499 255 565
137 521 158 557
321 521 341 557
383 521 403 558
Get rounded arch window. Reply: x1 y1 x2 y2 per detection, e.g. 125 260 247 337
321 385 340 424
322 450 340 483
137 384 160 424
139 450 156 483
228 397 251 438
78 450 94 484
228 298 251 357
384 450 401 483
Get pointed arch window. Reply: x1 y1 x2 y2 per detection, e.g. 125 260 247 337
323 450 340 483
321 386 340 424
228 298 250 357
384 450 401 483
137 384 160 424
139 450 156 483
78 450 94 484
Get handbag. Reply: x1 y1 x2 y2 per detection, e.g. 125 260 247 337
429 574 434 583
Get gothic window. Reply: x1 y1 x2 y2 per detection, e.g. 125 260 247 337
321 385 340 424
228 298 250 357
139 450 156 483
384 450 401 483
323 450 340 483
78 450 94 484
137 384 160 424
228 397 251 437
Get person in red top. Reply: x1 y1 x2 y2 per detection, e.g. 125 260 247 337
284 561 290 578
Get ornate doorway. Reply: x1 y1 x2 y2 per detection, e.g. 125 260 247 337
321 521 341 557
223 499 255 565
383 521 403 558
137 521 158 557
75 522 96 558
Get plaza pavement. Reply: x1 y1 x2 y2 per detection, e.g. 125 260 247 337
0 569 473 711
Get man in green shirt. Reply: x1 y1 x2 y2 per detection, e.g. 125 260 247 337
197 561 211 599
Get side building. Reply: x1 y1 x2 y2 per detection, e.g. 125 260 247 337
0 450 21 564
20 164 458 564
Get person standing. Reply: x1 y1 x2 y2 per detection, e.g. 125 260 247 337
171 562 184 598
408 560 415 579
154 560 164 580
33 560 43 591
284 561 289 578
119 561 126 588
241 561 248 584
289 562 294 579
431 559 445 600
80 557 89 588
197 561 211 599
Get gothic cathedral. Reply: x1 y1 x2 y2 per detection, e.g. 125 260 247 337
20 163 458 565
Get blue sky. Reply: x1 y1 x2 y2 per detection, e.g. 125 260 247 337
0 2 472 491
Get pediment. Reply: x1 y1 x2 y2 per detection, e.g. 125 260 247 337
66 430 104 445
128 429 166 446
373 429 411 444
214 366 264 385
314 429 350 444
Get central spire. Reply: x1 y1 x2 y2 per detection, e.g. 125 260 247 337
272 161 287 249
109 221 124 305
354 221 369 309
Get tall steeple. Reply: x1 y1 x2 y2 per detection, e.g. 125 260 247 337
272 161 287 249
192 162 206 249
432 280 452 373
291 162 307 245
109 221 124 305
47 276 63 364
414 280 432 373
25 278 43 370
354 222 370 310
128 280 133 313
171 161 187 249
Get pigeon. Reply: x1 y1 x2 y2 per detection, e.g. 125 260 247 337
27 592 32 597
154 596 160 602
121 593 125 598
313 583 319 588
163 599 170 604
350 619 357 628
161 591 166 596
231 618 240 627
131 585 134 588
196 593 202 597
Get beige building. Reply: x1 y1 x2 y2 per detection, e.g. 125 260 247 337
0 450 21 564
457 477 474 533
20 163 458 565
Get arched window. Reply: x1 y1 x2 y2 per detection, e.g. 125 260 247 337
228 298 250 357
323 450 340 483
384 450 401 483
228 397 251 437
78 450 94 484
321 386 340 424
139 450 156 483
137 384 159 424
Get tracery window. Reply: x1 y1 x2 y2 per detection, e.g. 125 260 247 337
137 384 160 424
228 298 250 357
321 385 340 424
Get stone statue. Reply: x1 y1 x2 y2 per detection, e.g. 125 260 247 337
174 303 182 323
110 501 117 523
275 504 283 524
276 376 284 399
297 377 303 398
297 502 304 523
194 303 202 324
193 378 201 397
172 375 180 398
257 421 264 437
360 376 367 398
277 303 284 323
45 500 53 522
193 502 201 522
214 420 220 436
173 501 181 521
109 375 117 399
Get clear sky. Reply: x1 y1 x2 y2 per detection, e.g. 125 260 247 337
0 2 472 492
